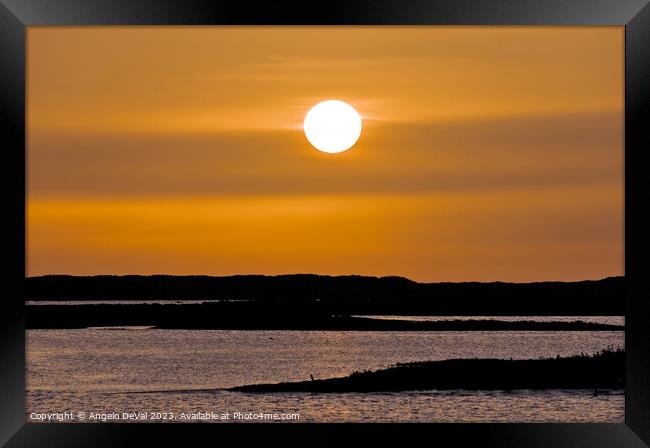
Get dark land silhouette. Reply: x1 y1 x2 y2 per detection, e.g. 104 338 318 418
26 274 624 313
25 303 623 330
229 348 624 393
25 275 624 329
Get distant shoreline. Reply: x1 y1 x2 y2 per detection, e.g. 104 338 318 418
25 274 625 315
229 349 625 393
25 304 624 331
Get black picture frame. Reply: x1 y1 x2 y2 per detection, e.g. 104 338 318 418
1 0 649 446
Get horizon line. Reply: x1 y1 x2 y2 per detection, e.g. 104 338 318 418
25 273 624 285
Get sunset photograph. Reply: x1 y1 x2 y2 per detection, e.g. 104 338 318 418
25 26 624 423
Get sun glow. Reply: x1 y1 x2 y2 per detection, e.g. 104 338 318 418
303 100 362 154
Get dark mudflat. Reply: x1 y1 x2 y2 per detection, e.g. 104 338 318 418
229 349 624 393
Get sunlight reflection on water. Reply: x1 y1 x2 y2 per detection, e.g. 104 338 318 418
26 328 624 422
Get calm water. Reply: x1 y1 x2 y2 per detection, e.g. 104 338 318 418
353 315 624 325
26 328 624 423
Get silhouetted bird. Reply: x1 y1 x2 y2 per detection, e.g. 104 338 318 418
310 374 314 381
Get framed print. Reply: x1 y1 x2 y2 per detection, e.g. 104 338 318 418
1 0 649 446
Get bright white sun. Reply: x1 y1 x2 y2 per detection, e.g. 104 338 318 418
303 100 362 154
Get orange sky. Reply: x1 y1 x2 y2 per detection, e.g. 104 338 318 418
27 27 624 282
